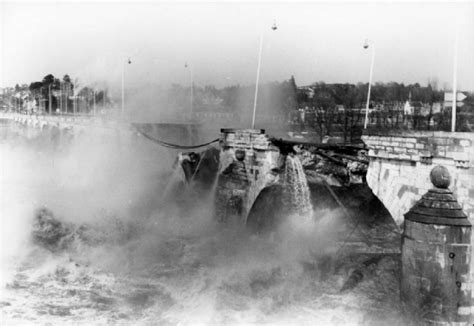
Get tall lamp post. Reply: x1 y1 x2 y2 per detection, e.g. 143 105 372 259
92 89 96 116
185 62 194 119
251 20 278 129
363 39 375 129
64 83 68 114
48 84 52 115
121 57 132 121
451 27 459 132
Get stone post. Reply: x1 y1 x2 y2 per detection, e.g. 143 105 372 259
401 165 471 325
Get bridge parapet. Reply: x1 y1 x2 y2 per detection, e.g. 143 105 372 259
362 131 474 226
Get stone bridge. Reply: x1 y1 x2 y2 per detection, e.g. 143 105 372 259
214 128 474 321
213 128 474 229
362 131 474 321
362 131 474 226
7 113 122 137
7 114 473 230
3 113 203 146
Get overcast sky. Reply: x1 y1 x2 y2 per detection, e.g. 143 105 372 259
1 1 473 91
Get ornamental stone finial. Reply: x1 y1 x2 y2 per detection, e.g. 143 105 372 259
430 165 451 189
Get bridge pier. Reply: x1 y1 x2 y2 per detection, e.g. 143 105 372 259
214 129 281 224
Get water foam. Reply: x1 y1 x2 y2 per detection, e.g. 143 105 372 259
0 122 407 325
283 155 313 217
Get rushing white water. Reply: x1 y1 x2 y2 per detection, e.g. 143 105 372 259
162 161 186 200
0 120 407 325
283 155 314 217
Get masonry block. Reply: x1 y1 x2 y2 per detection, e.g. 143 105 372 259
216 129 280 224
460 140 471 147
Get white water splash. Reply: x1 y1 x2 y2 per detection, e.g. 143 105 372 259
0 122 407 325
283 155 313 217
162 158 186 199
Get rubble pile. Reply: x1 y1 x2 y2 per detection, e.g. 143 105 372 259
295 145 368 186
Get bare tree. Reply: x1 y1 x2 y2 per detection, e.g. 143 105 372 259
310 86 336 142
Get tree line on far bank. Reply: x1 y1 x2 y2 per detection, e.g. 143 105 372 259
164 80 452 118
299 81 446 107
298 82 473 140
5 74 472 136
8 74 109 114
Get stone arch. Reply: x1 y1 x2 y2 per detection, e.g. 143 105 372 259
246 184 285 233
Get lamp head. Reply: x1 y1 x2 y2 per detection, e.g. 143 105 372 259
363 39 369 49
128 58 132 64
271 20 277 31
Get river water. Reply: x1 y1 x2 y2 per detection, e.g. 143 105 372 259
0 119 411 325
